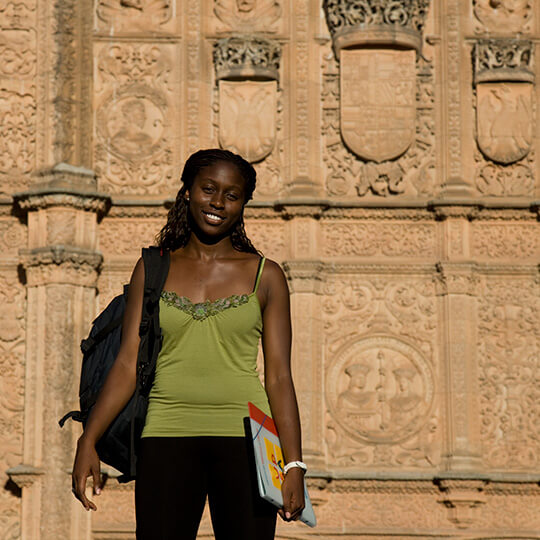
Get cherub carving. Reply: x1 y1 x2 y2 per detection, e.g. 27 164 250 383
214 0 281 32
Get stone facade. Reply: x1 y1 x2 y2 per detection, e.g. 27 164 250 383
1 0 539 539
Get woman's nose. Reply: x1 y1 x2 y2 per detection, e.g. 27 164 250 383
210 193 225 208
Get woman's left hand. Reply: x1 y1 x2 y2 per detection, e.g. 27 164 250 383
279 468 305 521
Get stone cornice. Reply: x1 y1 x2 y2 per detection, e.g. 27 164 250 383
323 0 431 53
6 464 45 489
213 35 281 81
474 39 534 84
20 246 103 287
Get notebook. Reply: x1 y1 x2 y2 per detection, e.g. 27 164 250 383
248 402 316 527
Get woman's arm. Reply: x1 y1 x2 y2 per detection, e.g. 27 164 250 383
72 258 146 511
261 260 305 521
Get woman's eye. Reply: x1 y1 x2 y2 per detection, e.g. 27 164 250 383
202 186 214 193
227 193 239 201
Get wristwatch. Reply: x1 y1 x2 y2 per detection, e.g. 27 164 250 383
283 460 307 474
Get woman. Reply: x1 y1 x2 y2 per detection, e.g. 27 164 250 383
72 149 306 539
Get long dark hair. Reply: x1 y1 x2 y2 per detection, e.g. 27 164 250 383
156 149 259 253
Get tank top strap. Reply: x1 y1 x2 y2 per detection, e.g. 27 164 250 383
252 257 266 293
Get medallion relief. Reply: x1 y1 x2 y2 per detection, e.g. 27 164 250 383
328 336 434 445
323 275 439 468
213 0 281 33
94 43 174 194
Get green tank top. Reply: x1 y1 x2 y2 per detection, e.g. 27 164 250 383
141 258 271 437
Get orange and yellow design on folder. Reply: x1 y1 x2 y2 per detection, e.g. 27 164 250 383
248 402 316 528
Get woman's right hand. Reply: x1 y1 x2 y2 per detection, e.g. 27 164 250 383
72 435 102 511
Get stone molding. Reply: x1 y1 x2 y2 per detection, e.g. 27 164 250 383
6 464 45 489
473 39 534 84
213 36 281 81
14 162 111 217
281 260 325 293
323 0 431 53
434 262 480 296
436 478 487 529
20 246 103 287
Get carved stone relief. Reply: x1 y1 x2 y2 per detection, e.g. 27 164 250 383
322 48 435 198
0 271 25 540
473 0 533 33
323 274 440 468
213 36 283 194
0 89 35 183
321 221 437 258
474 40 534 166
96 0 173 33
340 49 416 163
218 81 277 163
213 0 281 34
94 43 175 194
477 276 539 470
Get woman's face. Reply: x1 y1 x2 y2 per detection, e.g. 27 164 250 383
185 161 247 236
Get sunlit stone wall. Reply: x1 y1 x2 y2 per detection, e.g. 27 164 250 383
1 1 539 538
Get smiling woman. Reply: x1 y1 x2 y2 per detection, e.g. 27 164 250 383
70 149 306 540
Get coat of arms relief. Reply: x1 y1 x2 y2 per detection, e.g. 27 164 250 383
473 39 536 196
323 0 434 198
213 36 283 195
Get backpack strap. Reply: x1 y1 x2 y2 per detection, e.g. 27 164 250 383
128 246 170 478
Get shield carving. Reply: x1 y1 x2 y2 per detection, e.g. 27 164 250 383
476 82 532 164
340 49 416 163
218 80 277 163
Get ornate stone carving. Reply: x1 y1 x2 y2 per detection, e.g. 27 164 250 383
323 0 431 53
20 247 103 287
213 36 281 81
214 37 280 164
99 219 163 255
477 277 539 470
213 0 281 33
327 336 434 444
473 0 533 33
321 222 437 258
218 81 277 162
0 89 36 179
322 48 436 197
323 274 439 468
94 44 174 194
340 49 416 163
474 40 534 84
475 161 535 196
0 29 36 78
473 40 534 167
96 0 172 32
436 479 487 528
472 223 538 260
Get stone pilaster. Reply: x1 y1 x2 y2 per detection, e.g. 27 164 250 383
433 205 482 472
8 164 110 540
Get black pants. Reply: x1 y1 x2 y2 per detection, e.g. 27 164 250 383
135 436 277 540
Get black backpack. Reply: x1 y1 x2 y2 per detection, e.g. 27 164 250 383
59 247 170 482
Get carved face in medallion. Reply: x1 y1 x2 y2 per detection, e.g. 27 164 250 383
236 0 256 12
327 337 434 444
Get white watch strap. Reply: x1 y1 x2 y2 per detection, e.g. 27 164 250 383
283 461 307 474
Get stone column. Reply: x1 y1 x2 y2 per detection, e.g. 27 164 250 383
283 212 325 468
433 206 482 472
8 164 109 540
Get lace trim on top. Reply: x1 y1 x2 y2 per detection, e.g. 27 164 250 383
161 290 250 321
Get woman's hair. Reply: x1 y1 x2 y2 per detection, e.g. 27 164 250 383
156 149 259 253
